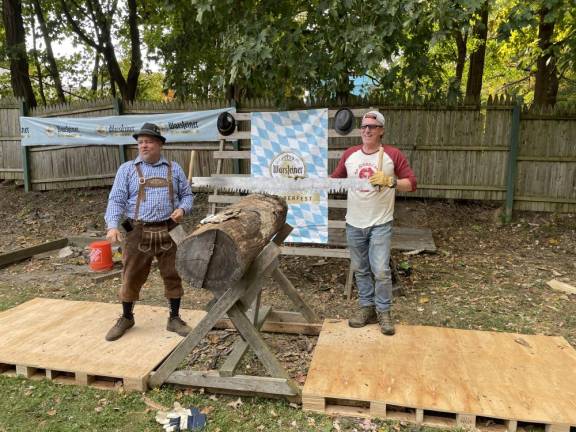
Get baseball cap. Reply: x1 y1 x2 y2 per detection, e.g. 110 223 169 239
362 111 385 127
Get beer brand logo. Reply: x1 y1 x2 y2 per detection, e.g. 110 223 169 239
269 152 306 179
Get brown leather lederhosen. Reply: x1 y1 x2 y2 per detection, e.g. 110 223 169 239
120 162 184 302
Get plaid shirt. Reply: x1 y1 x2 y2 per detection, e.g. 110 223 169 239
105 156 193 229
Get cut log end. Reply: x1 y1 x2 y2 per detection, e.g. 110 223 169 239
176 194 287 293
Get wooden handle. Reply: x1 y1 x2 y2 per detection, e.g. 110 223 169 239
188 150 196 183
377 146 384 171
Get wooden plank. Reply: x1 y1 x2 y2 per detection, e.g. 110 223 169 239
506 420 518 432
90 268 123 284
302 395 326 412
165 371 300 397
266 310 310 324
226 303 292 380
457 414 476 428
219 305 272 377
271 268 319 323
16 365 35 378
0 298 206 389
214 313 322 336
303 321 576 425
281 246 350 259
545 425 570 432
546 279 576 295
0 238 68 269
75 372 94 386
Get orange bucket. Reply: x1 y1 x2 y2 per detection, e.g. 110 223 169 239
89 240 113 271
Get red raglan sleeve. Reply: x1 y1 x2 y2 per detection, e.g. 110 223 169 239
385 146 417 191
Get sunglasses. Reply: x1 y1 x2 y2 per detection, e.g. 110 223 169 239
360 124 383 130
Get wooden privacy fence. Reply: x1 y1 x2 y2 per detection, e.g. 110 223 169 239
0 96 575 214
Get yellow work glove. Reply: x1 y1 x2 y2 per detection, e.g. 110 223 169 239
369 171 396 188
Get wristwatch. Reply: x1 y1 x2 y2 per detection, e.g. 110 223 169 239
387 176 397 188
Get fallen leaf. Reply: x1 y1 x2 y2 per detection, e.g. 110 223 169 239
333 419 341 431
227 397 243 409
201 406 214 415
418 296 430 304
142 395 169 411
47 409 57 416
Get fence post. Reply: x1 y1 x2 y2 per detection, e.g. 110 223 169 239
113 98 126 164
231 98 240 174
19 99 31 192
504 100 521 223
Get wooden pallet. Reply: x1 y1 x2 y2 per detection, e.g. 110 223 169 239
303 321 576 432
0 298 206 391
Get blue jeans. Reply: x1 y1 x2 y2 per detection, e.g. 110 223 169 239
346 221 393 312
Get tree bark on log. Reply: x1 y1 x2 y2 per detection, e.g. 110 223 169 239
176 194 287 293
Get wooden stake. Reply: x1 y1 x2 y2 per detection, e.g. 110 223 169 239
188 150 196 183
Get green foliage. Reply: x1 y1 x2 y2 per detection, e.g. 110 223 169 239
2 0 575 105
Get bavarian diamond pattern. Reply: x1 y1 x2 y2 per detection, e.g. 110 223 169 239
251 109 328 243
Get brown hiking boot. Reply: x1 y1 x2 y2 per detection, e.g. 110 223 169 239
167 316 192 336
105 316 135 341
377 310 395 336
348 306 377 328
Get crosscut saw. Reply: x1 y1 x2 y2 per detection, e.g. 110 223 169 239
191 176 374 194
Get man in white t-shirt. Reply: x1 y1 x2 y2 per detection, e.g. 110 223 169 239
331 111 417 335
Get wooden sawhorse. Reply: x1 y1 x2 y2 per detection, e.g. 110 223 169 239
148 224 319 400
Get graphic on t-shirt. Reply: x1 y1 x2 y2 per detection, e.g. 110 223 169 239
357 166 375 192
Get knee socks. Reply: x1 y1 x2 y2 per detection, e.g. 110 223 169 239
122 301 134 320
169 298 181 318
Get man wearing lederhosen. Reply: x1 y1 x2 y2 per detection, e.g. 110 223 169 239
104 123 193 341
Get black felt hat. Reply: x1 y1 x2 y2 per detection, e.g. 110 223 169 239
132 122 166 143
217 112 236 136
334 107 354 135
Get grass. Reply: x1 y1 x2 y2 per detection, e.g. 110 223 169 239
0 376 347 431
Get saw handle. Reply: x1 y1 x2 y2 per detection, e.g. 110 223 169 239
375 146 384 191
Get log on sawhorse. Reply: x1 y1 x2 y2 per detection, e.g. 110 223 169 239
148 224 320 400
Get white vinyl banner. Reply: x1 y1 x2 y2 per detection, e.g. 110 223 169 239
20 107 235 146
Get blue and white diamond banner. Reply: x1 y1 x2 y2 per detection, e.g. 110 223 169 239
251 109 328 244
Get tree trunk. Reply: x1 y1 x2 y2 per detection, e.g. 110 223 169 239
91 53 100 94
30 18 46 105
533 7 558 107
60 0 140 102
176 195 287 293
32 0 65 103
125 0 141 101
2 0 37 107
448 30 467 101
465 0 489 103
454 30 467 87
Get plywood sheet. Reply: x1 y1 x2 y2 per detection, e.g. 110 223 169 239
0 298 206 388
304 321 576 426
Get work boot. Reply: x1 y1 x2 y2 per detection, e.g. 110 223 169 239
167 316 192 336
105 316 135 341
348 306 377 328
377 310 395 336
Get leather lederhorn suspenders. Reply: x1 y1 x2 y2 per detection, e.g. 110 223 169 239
133 162 175 221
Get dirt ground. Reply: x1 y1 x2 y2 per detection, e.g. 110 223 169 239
1 180 575 381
